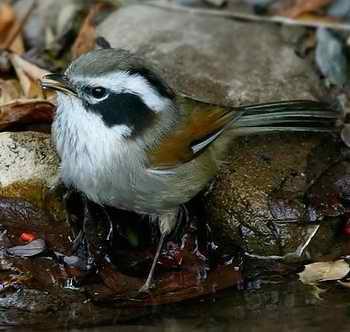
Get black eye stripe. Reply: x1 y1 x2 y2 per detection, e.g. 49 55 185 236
84 92 155 134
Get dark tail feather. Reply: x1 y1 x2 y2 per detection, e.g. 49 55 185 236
232 100 338 135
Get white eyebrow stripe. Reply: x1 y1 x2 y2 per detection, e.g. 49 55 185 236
72 72 169 112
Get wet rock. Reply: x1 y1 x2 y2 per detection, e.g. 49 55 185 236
0 131 63 222
0 288 64 313
0 286 150 328
98 2 324 105
203 134 342 259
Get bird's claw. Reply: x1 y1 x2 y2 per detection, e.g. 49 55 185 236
138 280 154 293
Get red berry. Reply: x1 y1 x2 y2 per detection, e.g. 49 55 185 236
20 232 36 242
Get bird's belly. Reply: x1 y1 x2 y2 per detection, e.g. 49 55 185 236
59 143 145 212
56 138 166 213
59 148 215 215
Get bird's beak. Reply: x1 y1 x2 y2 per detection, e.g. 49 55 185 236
41 73 77 96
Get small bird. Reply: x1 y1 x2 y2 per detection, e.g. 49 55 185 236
41 48 338 291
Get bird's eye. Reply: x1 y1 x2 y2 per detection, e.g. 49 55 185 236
91 87 107 99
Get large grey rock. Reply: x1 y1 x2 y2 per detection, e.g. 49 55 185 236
98 2 324 105
0 132 58 188
203 134 343 259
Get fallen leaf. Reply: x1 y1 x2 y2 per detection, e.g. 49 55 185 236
0 79 21 104
275 0 333 18
298 259 350 285
0 2 14 33
0 2 25 54
9 53 50 81
0 197 72 255
6 239 46 257
294 13 339 24
71 3 108 59
9 53 51 98
315 27 348 86
0 99 55 130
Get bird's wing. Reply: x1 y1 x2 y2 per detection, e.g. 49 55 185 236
147 96 337 170
147 97 240 169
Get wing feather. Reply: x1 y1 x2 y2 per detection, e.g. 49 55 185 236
147 97 238 169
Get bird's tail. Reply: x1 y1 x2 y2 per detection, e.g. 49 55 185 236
231 100 339 135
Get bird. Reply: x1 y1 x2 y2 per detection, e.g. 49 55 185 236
41 47 338 292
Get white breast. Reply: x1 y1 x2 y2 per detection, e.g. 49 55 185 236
52 93 146 209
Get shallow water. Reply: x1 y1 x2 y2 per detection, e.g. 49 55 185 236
11 279 348 332
80 282 350 332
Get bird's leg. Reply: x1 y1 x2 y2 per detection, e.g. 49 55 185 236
68 195 105 270
82 196 95 270
62 189 84 250
139 232 166 293
139 210 178 293
81 197 116 268
100 207 114 243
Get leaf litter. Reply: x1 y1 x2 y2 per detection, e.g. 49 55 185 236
0 1 54 130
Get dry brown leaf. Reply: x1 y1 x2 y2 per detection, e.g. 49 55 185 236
9 53 49 81
71 3 110 59
8 33 24 54
9 53 50 99
0 2 16 37
298 259 350 285
275 0 333 18
296 13 339 23
0 2 24 54
0 79 21 104
0 99 55 130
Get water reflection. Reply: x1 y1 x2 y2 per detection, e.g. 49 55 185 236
65 280 350 332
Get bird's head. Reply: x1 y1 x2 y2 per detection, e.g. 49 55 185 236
41 48 176 138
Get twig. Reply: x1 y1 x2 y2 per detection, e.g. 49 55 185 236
3 0 36 50
146 1 350 32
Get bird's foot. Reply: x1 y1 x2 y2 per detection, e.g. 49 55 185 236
138 279 153 293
